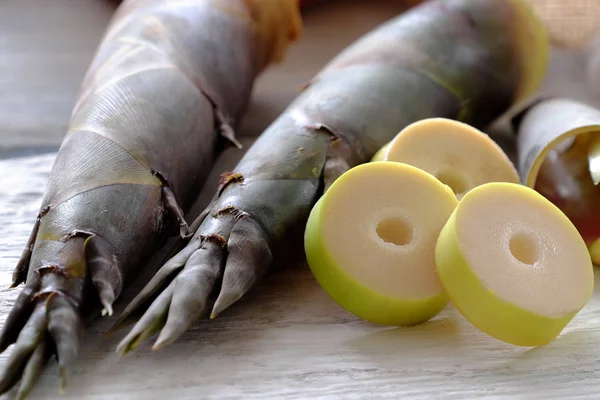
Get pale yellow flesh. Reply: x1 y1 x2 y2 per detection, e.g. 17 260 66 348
455 183 593 319
382 118 519 198
319 162 458 300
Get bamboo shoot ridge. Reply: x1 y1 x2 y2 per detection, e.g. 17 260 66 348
116 0 549 353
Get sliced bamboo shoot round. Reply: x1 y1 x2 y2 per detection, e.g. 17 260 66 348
436 182 594 346
304 162 458 326
373 118 520 199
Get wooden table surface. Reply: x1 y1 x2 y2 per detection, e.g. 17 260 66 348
3 1 600 399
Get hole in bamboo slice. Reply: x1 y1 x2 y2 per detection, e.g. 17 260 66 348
509 233 539 266
376 217 414 246
435 170 468 198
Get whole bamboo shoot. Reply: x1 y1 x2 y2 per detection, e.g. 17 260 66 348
0 0 301 398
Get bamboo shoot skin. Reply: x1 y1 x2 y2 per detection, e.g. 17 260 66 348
117 0 550 354
2 0 301 397
513 98 600 264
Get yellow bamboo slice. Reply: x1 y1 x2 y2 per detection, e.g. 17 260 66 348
372 118 519 200
305 162 457 326
436 182 594 346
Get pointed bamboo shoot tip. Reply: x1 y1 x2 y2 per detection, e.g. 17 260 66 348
151 339 166 352
118 347 131 358
116 339 135 358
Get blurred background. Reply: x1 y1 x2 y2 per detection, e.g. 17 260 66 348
2 0 600 159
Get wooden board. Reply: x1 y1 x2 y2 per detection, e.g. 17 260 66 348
3 1 600 399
